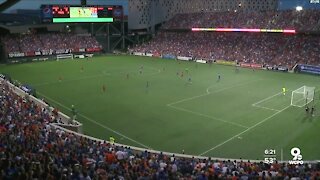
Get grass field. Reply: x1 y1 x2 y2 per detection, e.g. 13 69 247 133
1 55 320 161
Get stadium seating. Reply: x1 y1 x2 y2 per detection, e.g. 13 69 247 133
1 32 102 55
130 9 320 68
162 10 320 32
1 78 320 179
130 32 320 68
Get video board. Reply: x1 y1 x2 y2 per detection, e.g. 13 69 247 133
41 5 123 23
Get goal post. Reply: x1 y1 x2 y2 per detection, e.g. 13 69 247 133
57 54 73 60
291 86 315 107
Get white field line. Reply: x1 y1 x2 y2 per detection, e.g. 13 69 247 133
36 91 152 149
251 91 295 112
199 88 320 156
291 95 315 108
252 92 283 106
251 91 284 112
167 79 260 106
252 104 280 112
199 105 291 156
167 80 259 129
167 93 209 106
169 105 249 129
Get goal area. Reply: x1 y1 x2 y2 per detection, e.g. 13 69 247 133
291 86 315 107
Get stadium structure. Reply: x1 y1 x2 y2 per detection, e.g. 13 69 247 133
0 0 320 179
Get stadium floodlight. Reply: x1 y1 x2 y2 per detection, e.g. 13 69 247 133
296 6 303 11
291 86 315 107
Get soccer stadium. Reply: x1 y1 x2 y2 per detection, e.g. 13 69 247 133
1 0 320 179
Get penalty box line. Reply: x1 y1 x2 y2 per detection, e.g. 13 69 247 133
199 89 320 156
252 91 284 106
252 90 291 112
167 79 261 106
166 80 260 129
168 104 249 129
36 91 152 149
198 104 291 156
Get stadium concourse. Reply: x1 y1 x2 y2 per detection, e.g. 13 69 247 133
1 80 320 179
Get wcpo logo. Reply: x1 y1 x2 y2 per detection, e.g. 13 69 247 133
289 147 303 165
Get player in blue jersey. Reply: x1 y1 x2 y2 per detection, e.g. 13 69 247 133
217 74 221 82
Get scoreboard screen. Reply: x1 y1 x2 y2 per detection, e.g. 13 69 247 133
70 7 98 18
41 5 123 23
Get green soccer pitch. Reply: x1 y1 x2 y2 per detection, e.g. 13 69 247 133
1 55 320 161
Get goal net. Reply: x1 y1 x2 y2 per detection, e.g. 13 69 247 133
57 54 73 60
291 86 315 107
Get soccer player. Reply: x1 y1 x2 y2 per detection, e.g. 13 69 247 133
311 106 315 116
109 136 115 144
217 74 221 82
126 73 129 79
144 81 150 94
180 71 184 78
138 65 143 74
282 87 286 95
71 105 77 121
305 106 309 114
235 66 240 73
102 84 106 92
188 77 192 84
58 76 63 82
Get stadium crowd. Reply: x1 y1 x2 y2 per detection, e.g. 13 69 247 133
130 32 320 68
162 10 320 32
1 78 320 179
1 33 102 54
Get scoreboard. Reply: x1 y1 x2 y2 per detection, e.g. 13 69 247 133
41 5 123 23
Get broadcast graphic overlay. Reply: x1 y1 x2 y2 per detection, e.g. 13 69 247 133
264 149 277 164
289 147 303 165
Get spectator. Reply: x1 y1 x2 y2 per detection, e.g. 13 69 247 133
162 10 320 32
1 32 102 55
130 31 320 68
